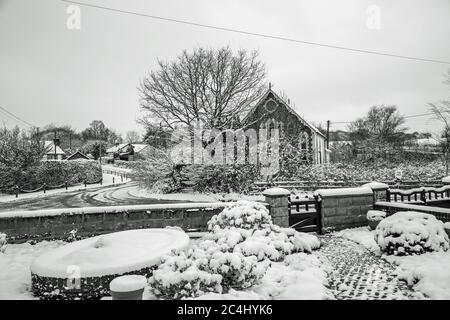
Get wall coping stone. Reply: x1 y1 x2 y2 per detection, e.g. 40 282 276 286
0 202 231 219
262 187 291 197
315 187 373 198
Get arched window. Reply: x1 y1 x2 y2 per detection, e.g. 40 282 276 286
299 132 309 151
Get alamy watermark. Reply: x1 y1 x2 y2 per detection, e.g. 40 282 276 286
66 5 81 30
168 125 280 176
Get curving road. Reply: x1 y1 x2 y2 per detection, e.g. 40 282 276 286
0 182 186 212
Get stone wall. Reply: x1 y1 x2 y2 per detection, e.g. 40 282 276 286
0 203 229 243
316 187 374 231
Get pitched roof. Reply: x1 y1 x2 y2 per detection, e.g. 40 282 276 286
66 150 90 160
44 141 65 155
106 143 149 154
242 88 326 138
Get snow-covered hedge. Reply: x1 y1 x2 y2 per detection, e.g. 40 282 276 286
207 201 272 230
149 201 321 299
36 160 102 187
186 164 259 194
0 232 7 253
374 211 450 256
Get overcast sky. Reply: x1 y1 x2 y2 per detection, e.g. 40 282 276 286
0 0 449 137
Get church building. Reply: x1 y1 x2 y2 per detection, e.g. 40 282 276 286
242 87 329 165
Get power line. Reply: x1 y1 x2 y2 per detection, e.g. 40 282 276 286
60 0 450 65
0 105 35 127
330 111 450 128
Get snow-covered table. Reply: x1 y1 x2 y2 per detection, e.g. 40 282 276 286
30 228 189 300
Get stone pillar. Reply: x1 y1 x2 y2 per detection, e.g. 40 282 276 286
262 187 290 227
361 182 389 204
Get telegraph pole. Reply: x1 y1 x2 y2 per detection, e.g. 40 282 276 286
326 120 330 149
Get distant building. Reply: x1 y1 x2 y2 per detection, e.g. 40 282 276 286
66 150 90 161
106 143 149 161
43 140 65 160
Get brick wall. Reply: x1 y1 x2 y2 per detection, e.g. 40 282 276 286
0 203 229 243
316 187 374 231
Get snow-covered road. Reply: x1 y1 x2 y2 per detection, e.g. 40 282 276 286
0 182 188 212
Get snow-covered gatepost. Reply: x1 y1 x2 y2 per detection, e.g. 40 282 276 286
361 182 389 205
262 187 290 227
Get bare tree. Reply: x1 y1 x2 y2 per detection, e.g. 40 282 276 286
125 130 141 144
139 47 267 131
428 69 450 175
428 101 450 175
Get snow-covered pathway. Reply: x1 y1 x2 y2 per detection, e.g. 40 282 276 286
317 235 417 300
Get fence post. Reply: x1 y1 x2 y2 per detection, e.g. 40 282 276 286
84 180 87 188
65 182 68 190
314 194 323 235
100 178 103 185
43 183 47 194
15 185 19 198
420 188 426 204
113 177 115 184
121 175 123 182
386 189 391 202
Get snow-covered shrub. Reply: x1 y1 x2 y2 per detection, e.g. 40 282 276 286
374 211 450 256
36 160 102 186
149 241 268 299
187 164 259 194
0 232 7 253
149 201 322 299
66 229 80 242
207 200 272 230
205 248 268 290
367 210 386 222
148 250 223 299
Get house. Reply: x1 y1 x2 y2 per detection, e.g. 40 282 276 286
43 140 66 160
66 150 90 161
106 143 149 161
242 88 329 164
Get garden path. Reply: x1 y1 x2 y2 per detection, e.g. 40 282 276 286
317 235 419 300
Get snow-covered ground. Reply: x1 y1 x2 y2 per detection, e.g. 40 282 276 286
128 187 265 203
0 170 131 204
0 237 331 300
193 253 333 300
0 240 65 300
336 226 450 299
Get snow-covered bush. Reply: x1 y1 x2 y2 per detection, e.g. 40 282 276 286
149 250 223 299
187 164 259 194
204 247 268 290
374 211 450 256
66 229 80 242
367 210 386 221
149 201 321 299
0 232 7 253
207 201 272 231
149 242 268 299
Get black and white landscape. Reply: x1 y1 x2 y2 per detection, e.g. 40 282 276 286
0 0 449 302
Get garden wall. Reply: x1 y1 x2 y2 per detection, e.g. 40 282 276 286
374 201 450 223
316 187 374 231
0 203 230 243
